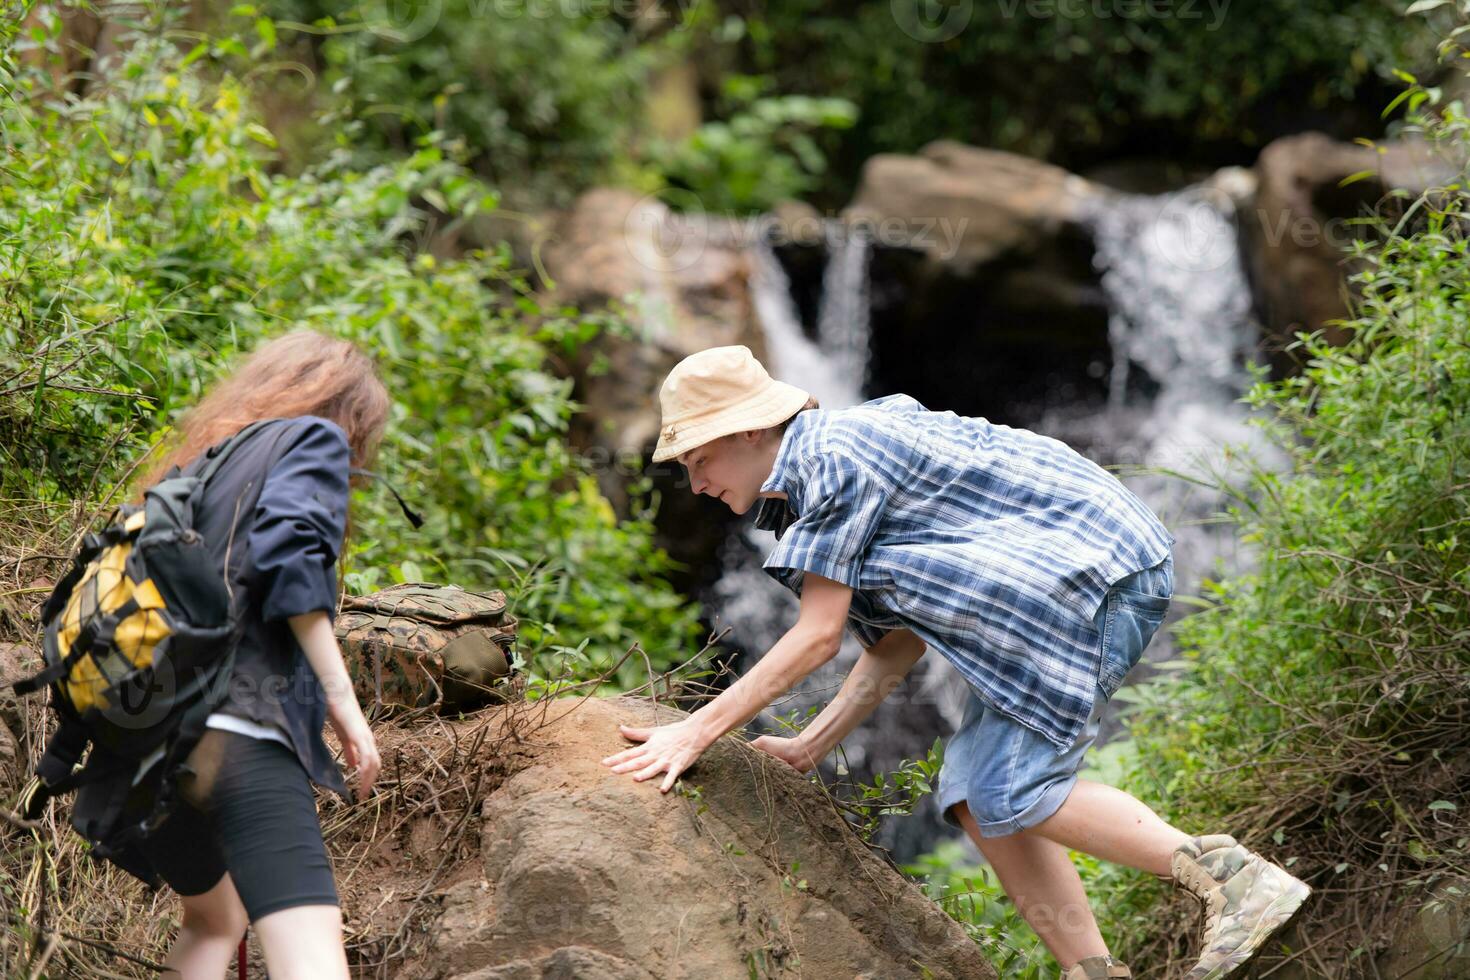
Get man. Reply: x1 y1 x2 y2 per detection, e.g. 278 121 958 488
602 345 1309 979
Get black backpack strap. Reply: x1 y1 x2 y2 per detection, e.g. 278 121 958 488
192 419 276 485
38 523 135 625
11 597 140 697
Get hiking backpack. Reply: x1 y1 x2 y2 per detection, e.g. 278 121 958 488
9 420 292 868
335 583 517 714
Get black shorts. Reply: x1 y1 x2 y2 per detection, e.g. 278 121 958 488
137 730 338 922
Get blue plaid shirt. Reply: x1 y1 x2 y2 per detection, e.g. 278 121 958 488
753 394 1175 754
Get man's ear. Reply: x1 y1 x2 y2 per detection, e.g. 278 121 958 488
741 427 777 446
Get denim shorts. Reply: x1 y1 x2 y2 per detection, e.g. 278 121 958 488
935 553 1173 837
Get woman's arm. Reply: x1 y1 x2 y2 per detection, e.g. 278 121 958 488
601 572 853 792
752 628 926 773
290 610 381 800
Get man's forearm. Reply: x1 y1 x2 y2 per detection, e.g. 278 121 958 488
689 622 840 744
794 629 926 760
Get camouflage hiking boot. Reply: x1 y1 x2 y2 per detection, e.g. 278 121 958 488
1060 954 1131 979
1172 834 1312 979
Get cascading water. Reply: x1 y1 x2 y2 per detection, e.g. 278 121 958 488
1054 178 1288 679
816 231 874 393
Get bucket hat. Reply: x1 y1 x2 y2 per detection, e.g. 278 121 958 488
651 346 811 463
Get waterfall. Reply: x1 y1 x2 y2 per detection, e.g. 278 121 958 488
815 231 874 394
747 236 856 410
1044 180 1289 743
1086 185 1256 408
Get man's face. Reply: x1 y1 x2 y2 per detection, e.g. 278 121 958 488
678 431 774 515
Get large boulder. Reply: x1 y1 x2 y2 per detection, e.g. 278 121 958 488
1243 131 1460 372
395 697 995 980
542 189 767 470
845 140 1112 422
848 139 1100 274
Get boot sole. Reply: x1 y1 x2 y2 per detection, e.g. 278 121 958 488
1187 878 1312 980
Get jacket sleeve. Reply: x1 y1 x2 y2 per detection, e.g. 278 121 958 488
248 418 351 622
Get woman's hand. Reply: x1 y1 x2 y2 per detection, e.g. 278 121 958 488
600 718 715 793
289 610 382 801
750 734 822 774
328 701 381 801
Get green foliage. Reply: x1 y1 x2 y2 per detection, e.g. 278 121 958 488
649 82 857 214
836 737 943 842
0 4 702 683
262 0 679 206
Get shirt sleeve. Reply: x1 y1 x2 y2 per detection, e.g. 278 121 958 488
761 453 887 591
248 418 351 622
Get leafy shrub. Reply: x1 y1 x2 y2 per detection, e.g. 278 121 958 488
0 5 702 684
261 0 676 206
649 81 857 213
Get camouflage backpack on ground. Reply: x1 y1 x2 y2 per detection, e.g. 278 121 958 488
335 583 517 713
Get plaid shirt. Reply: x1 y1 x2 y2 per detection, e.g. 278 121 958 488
753 394 1175 754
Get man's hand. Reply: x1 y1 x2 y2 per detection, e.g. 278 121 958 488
602 573 851 794
750 734 821 774
601 717 715 793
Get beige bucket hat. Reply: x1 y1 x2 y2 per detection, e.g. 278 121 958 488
651 345 812 463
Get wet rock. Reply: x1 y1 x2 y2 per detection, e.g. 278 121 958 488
1242 132 1459 374
848 139 1100 274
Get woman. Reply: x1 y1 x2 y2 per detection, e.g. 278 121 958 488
602 345 1310 980
131 331 386 979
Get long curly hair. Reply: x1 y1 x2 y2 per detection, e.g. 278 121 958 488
138 331 390 492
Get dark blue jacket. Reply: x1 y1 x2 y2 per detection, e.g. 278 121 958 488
194 415 353 799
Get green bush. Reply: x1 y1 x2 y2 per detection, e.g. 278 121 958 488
1091 84 1470 974
0 5 702 685
649 80 857 214
261 0 676 206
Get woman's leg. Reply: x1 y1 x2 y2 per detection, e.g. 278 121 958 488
1029 778 1192 877
204 732 346 978
251 904 349 980
161 873 248 979
952 801 1111 970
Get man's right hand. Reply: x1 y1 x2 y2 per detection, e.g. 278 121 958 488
750 734 822 774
